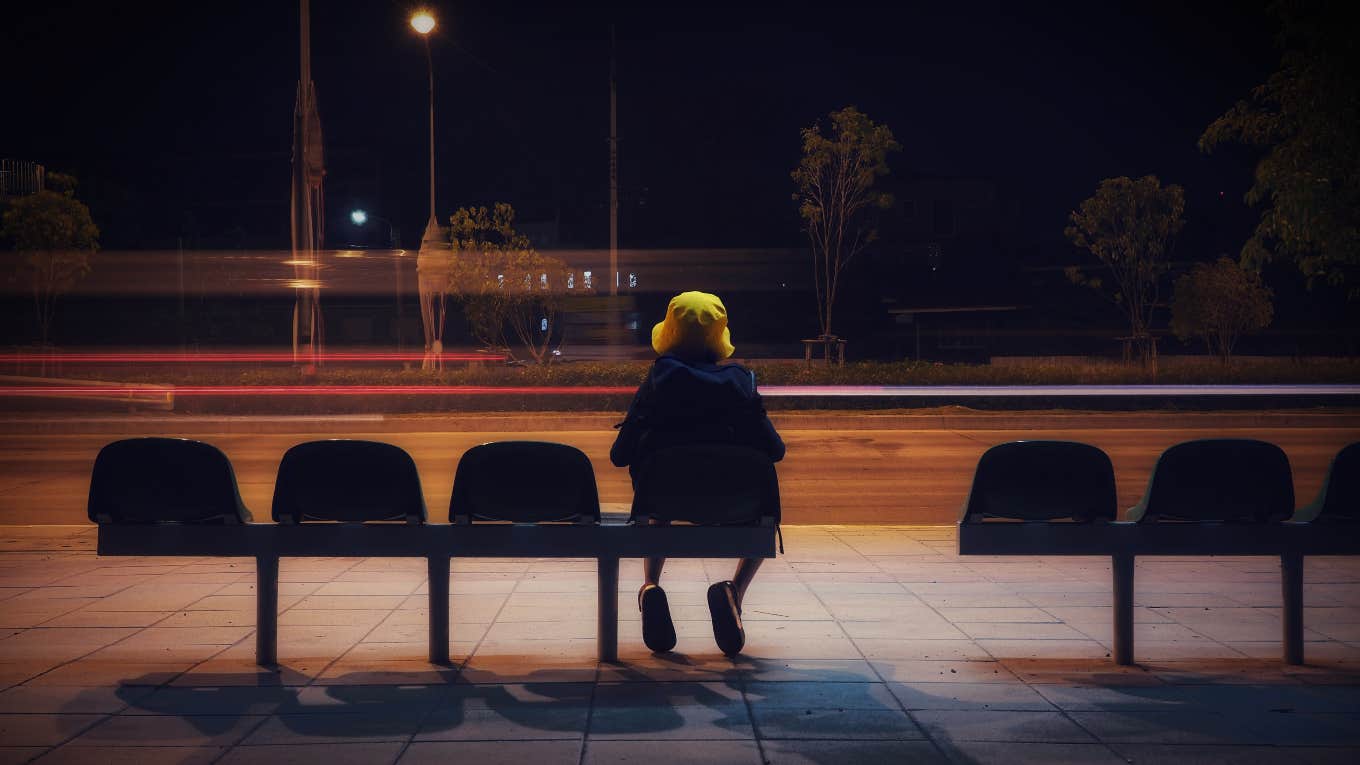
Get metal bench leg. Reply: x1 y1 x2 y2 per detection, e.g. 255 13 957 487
255 554 279 667
598 557 619 663
1112 553 1135 666
1282 552 1304 665
429 554 451 665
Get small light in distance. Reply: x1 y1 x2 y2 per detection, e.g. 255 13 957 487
350 209 368 225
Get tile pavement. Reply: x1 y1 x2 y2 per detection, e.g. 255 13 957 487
0 524 1357 764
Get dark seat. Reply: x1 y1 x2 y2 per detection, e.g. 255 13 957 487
961 440 1117 523
272 440 426 524
449 441 600 524
1296 442 1360 523
88 437 252 525
1128 438 1294 523
630 444 780 526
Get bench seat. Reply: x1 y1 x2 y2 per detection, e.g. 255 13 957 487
91 438 777 667
958 439 1360 666
958 520 1360 557
97 517 777 560
97 516 777 665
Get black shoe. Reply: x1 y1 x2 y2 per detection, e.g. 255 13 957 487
639 584 677 653
707 580 745 656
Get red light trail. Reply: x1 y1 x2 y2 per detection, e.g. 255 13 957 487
1 385 635 397
1 384 1356 399
0 352 506 364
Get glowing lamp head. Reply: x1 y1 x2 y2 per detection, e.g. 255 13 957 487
350 209 368 226
410 11 436 35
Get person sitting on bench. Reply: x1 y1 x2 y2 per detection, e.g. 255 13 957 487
610 290 786 656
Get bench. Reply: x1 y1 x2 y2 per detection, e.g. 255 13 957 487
958 439 1360 665
90 438 779 666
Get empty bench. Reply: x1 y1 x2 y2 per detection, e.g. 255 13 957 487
957 439 1360 665
90 438 779 666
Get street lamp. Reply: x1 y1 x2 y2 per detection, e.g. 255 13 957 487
410 11 435 35
348 208 397 247
349 208 406 357
410 10 437 227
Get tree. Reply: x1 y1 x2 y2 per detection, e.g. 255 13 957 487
1064 175 1185 365
1198 1 1360 291
1171 258 1274 363
445 203 568 363
0 176 100 345
792 106 899 338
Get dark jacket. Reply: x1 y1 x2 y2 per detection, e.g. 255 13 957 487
610 354 785 480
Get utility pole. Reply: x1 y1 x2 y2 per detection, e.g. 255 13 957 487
177 236 185 352
290 0 325 369
424 33 436 224
609 24 618 297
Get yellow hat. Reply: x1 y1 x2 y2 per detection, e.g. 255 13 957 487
651 291 735 360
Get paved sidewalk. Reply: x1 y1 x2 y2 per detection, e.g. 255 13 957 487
1 524 1358 764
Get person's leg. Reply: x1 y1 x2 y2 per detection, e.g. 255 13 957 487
644 518 669 585
731 557 763 608
644 557 665 585
639 519 675 652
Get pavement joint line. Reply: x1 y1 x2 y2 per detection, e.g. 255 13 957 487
460 552 528 681
967 552 1139 760
19 556 215 691
738 668 769 765
796 531 953 762
580 650 602 765
291 555 375 688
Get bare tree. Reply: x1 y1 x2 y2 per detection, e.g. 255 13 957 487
792 106 899 339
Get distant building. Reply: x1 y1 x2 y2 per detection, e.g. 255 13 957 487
0 159 45 197
874 175 1008 283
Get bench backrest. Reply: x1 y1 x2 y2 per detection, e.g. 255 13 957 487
88 437 251 525
1128 438 1293 523
1299 442 1360 523
272 440 426 524
962 440 1117 523
449 441 600 524
630 444 780 525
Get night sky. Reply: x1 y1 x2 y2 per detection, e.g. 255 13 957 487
5 0 1278 257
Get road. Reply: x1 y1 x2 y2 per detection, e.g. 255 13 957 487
1 415 1355 524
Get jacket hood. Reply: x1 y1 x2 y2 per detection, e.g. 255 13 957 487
651 355 755 406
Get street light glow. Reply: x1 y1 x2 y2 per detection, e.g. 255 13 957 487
410 11 436 35
350 209 368 225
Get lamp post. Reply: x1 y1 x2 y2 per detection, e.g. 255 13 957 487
349 208 397 247
410 10 437 227
410 9 447 370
